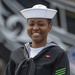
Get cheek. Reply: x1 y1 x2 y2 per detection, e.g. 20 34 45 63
43 27 50 33
27 28 31 35
42 29 49 36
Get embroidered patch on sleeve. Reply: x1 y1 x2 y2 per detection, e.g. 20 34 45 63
55 68 66 75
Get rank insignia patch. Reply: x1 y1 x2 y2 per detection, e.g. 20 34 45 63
55 68 66 75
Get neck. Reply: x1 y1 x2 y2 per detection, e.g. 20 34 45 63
31 41 47 48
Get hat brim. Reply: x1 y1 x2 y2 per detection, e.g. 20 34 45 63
20 8 57 19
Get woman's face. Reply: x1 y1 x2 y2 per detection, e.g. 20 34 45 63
27 18 52 43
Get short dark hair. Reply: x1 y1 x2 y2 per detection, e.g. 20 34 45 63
47 19 51 24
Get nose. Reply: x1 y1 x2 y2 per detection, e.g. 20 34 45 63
33 25 39 30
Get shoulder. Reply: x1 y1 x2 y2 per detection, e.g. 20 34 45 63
11 47 24 57
10 47 25 64
48 45 65 52
47 46 67 57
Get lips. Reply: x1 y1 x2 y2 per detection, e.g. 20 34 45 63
32 33 41 36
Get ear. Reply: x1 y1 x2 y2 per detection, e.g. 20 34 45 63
48 23 52 32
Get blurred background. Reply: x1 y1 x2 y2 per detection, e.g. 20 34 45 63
0 0 75 75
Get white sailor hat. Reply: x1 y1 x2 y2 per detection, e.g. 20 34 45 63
20 4 57 19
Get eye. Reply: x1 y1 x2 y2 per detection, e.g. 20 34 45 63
29 24 34 26
38 24 44 26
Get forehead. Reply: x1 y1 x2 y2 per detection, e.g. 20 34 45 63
27 18 48 23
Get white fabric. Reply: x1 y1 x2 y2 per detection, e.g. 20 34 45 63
29 46 44 58
20 4 57 19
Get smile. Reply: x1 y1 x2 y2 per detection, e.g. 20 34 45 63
32 32 42 37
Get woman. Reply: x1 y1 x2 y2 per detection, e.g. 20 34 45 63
5 4 70 75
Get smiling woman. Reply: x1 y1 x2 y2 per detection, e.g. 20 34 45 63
27 18 52 47
5 4 70 75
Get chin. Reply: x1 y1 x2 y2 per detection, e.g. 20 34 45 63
33 39 42 43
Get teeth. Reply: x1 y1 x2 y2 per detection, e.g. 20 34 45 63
33 33 40 36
